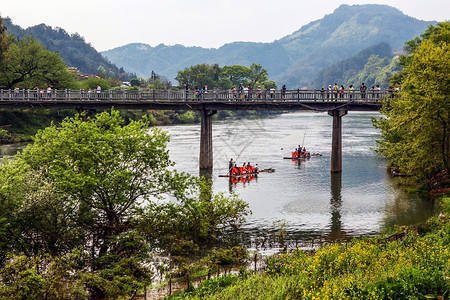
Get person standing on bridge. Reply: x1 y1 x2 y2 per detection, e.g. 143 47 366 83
47 85 52 99
281 85 286 99
96 84 101 100
237 84 243 100
14 85 20 98
349 85 354 100
33 85 39 99
332 83 339 101
360 83 366 99
185 84 190 100
339 85 345 99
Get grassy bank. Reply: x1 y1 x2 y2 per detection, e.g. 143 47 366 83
168 194 450 299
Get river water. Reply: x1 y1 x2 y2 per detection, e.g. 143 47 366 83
160 111 435 249
0 111 435 251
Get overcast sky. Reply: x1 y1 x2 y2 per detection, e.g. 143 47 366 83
2 0 448 52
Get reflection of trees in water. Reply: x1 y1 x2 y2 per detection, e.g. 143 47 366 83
380 176 435 231
228 173 351 253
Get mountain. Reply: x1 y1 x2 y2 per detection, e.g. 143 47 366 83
313 42 395 88
3 17 134 80
102 4 435 88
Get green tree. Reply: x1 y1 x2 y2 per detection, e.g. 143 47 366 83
249 63 269 87
175 63 221 88
130 77 145 87
0 16 10 69
79 76 111 90
220 65 252 87
0 35 77 89
374 22 450 184
0 161 83 259
15 110 193 262
391 22 450 85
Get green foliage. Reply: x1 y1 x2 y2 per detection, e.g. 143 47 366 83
314 42 396 88
0 109 253 298
79 76 111 90
138 184 249 255
130 77 145 87
373 22 450 184
0 109 75 138
0 16 10 68
0 35 77 89
0 251 87 299
175 63 271 90
346 54 400 88
166 274 239 299
207 247 249 269
13 110 193 261
3 17 135 80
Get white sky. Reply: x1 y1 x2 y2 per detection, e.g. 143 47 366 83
1 0 448 52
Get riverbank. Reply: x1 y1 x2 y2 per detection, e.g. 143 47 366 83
166 192 450 299
0 109 281 143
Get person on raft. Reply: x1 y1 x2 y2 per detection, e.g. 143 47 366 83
229 161 258 176
228 158 234 174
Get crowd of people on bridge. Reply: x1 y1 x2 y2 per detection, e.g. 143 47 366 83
7 82 399 102
318 83 399 100
182 82 398 101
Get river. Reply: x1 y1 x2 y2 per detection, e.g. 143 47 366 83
160 111 435 250
0 111 435 252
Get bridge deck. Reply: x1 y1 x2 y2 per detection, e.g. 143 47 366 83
0 89 389 111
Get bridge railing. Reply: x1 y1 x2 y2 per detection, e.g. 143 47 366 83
0 89 398 102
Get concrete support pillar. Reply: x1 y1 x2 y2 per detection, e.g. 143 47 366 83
328 108 348 173
199 109 217 170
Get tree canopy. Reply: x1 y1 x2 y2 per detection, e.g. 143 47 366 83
0 109 249 297
0 35 77 89
373 22 450 184
0 15 10 68
175 63 276 89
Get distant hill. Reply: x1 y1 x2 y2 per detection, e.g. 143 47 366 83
102 4 435 88
313 42 395 88
3 18 134 80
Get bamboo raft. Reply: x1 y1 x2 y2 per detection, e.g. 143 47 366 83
283 153 323 159
218 168 275 178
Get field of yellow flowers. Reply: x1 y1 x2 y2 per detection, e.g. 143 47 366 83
171 196 450 299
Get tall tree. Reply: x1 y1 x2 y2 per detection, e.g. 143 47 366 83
15 110 193 260
175 63 221 88
0 16 10 68
0 35 77 89
374 22 450 184
249 63 269 86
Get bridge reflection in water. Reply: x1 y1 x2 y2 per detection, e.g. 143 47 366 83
0 88 390 173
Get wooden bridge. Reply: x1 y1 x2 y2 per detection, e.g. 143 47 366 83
0 89 391 173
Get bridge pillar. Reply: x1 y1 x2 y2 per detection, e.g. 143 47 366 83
328 108 348 173
199 109 217 170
